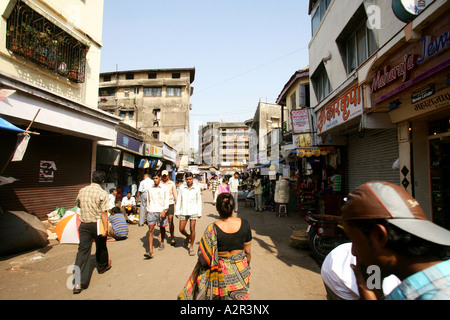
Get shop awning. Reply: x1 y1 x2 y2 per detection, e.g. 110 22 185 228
0 117 24 133
295 146 336 158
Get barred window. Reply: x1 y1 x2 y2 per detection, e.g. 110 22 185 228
5 1 88 83
143 87 162 97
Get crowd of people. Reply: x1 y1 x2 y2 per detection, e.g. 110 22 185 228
72 170 253 300
71 170 449 300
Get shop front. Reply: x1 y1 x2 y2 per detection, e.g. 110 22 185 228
97 125 144 201
367 8 450 228
295 146 345 216
0 79 119 220
142 142 178 180
312 80 399 215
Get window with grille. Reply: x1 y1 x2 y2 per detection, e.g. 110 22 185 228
5 1 88 83
143 87 162 97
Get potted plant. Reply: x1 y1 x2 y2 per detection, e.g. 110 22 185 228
68 57 79 81
6 25 21 53
21 23 37 59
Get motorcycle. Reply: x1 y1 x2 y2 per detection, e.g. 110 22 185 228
304 213 350 262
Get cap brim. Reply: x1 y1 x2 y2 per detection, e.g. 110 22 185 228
388 219 450 246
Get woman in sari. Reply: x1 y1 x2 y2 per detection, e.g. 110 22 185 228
217 176 230 195
178 193 252 300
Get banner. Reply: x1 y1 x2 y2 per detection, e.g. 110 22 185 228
12 133 30 162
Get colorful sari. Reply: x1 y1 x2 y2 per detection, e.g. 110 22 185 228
178 223 251 300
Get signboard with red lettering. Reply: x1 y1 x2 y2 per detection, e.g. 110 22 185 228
316 84 363 135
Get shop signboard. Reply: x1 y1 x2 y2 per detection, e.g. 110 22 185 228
163 144 177 163
392 0 435 23
122 152 135 169
117 132 142 154
296 147 336 158
292 109 311 134
316 84 363 135
144 144 163 158
389 86 450 123
369 16 450 109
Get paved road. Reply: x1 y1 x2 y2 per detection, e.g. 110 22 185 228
0 191 326 300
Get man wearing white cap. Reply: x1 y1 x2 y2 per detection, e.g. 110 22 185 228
341 181 450 300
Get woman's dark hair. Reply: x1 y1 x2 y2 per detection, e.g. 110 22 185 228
347 219 449 260
92 170 106 184
216 193 235 219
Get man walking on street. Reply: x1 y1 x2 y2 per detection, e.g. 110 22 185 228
210 175 219 204
229 172 241 213
137 173 154 226
253 173 263 212
73 170 111 294
144 171 169 259
162 170 178 246
176 172 202 256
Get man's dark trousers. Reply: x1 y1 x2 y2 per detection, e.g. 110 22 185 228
74 222 109 286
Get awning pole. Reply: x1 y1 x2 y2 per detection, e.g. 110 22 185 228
0 109 41 176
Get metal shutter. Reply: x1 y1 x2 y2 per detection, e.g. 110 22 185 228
347 129 400 193
0 131 92 220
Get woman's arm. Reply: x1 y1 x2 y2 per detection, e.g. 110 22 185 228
244 241 252 267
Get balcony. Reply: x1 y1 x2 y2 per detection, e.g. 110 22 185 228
6 1 88 83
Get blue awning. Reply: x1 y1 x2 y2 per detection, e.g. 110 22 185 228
0 117 24 132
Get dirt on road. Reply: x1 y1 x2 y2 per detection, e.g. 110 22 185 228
0 192 326 300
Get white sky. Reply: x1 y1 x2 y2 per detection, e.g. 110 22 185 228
100 0 312 149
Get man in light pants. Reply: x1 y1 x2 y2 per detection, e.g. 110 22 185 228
253 174 263 212
229 172 241 213
137 174 154 226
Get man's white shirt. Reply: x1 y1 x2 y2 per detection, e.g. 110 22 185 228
175 183 202 217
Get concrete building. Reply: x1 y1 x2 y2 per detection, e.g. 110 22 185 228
98 68 195 170
0 0 119 219
276 67 311 152
308 0 450 227
248 102 282 168
199 122 250 175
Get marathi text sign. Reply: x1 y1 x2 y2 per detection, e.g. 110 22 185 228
292 109 311 134
316 84 363 134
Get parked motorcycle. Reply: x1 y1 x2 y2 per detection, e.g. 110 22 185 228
304 213 350 262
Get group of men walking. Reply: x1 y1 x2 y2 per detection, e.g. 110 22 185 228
72 170 202 294
139 170 202 259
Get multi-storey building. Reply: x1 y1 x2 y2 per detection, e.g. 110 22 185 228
248 102 282 168
199 122 250 175
308 0 450 227
276 66 311 150
0 0 119 219
98 68 195 170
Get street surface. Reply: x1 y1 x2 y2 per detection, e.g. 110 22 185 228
0 192 326 300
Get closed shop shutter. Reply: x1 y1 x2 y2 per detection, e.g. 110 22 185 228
0 130 92 220
347 129 400 193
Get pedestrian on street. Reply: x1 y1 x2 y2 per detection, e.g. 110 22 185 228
176 172 202 256
210 175 219 204
252 173 263 212
162 169 178 246
108 188 117 211
229 172 241 213
217 176 230 196
144 171 170 259
137 173 154 226
178 193 252 300
341 181 450 300
73 170 111 294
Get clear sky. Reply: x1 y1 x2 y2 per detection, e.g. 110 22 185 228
100 0 312 150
